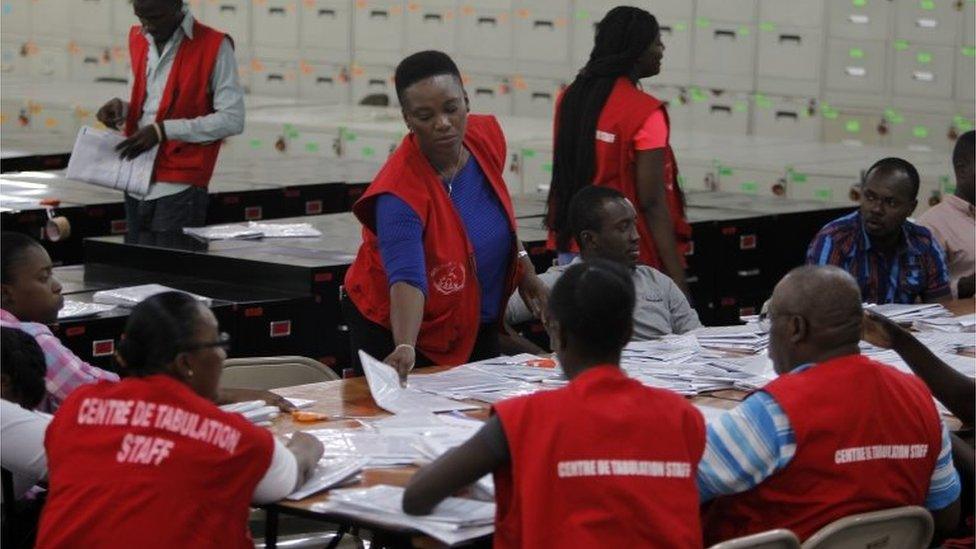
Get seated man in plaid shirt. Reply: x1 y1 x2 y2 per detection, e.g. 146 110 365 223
807 157 951 304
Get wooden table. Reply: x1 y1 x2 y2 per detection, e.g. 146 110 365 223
262 298 976 548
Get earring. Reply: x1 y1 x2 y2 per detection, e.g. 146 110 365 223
186 368 194 378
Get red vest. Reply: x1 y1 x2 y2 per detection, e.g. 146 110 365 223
125 22 226 187
703 354 943 543
344 114 523 366
547 77 691 268
37 375 273 548
493 365 705 548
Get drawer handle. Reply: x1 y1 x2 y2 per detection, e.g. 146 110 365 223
659 25 673 35
269 7 285 15
844 66 867 77
778 34 801 44
775 110 798 120
531 92 552 100
475 87 494 97
714 29 737 39
424 13 443 22
317 8 336 17
710 105 732 114
533 20 554 29
912 70 935 82
477 16 497 26
368 78 386 86
267 73 284 81
83 56 99 65
219 5 236 13
737 269 761 277
848 14 869 24
369 9 388 19
316 76 334 84
915 17 938 28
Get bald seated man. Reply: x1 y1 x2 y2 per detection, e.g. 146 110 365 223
807 157 951 304
697 265 960 545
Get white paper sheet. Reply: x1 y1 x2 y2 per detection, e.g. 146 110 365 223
359 350 480 414
57 300 115 320
286 456 369 501
92 284 212 308
65 126 157 197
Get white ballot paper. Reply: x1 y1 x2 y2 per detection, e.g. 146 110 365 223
359 350 480 414
66 126 157 197
57 300 115 320
287 456 368 501
92 284 212 308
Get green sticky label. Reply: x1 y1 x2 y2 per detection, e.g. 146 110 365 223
734 101 748 113
884 108 905 124
913 125 930 138
954 115 974 131
286 128 299 139
790 172 808 183
690 87 707 103
362 146 375 158
696 17 710 28
283 123 294 132
522 149 536 158
738 26 751 36
849 48 865 59
853 0 866 6
917 51 932 64
542 163 552 173
249 139 263 149
845 119 861 133
575 9 589 20
822 103 839 120
674 22 687 31
759 21 775 32
719 166 733 176
814 189 833 201
920 0 935 10
741 181 758 193
305 142 319 152
962 46 976 58
344 130 357 141
940 175 955 194
894 39 909 51
677 174 686 187
755 94 773 109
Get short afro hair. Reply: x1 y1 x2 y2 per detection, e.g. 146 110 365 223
864 157 921 199
394 50 462 106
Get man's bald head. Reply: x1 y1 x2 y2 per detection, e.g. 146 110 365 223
767 266 864 374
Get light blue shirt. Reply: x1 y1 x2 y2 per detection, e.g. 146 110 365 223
126 5 245 201
697 363 961 511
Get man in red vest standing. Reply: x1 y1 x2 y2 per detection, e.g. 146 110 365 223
698 265 961 544
96 0 244 235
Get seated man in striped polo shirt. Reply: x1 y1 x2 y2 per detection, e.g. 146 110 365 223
698 265 960 544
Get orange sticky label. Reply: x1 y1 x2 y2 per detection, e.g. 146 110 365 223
292 411 329 422
461 5 475 15
407 2 419 11
516 8 529 18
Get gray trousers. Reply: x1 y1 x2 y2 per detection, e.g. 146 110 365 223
124 186 209 234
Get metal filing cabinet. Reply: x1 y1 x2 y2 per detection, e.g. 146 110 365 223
512 77 563 118
892 42 955 99
70 0 113 44
689 90 751 135
202 0 250 45
300 0 351 57
822 107 885 146
692 21 757 91
464 73 514 116
250 59 300 98
696 0 757 24
253 0 300 50
69 43 114 83
825 39 888 95
298 62 350 105
827 0 891 40
349 63 396 106
756 26 822 95
751 94 822 141
571 0 612 67
513 4 570 65
758 0 823 28
353 1 404 56
404 0 457 55
895 0 958 47
655 16 694 87
457 3 514 61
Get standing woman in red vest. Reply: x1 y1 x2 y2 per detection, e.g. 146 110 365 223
95 0 245 236
545 6 690 293
343 51 549 379
402 260 706 548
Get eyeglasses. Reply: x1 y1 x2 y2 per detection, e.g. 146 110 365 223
181 332 231 353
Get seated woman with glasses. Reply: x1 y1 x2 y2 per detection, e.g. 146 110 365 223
36 292 324 548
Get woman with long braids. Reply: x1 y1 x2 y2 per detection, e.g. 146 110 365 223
545 6 691 292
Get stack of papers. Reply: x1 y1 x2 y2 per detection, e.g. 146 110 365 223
183 221 323 241
57 300 115 320
92 284 213 307
913 313 976 333
472 354 565 383
65 126 156 197
219 400 280 425
304 428 427 467
691 324 769 354
360 351 480 414
866 303 951 324
408 365 541 402
313 485 494 546
287 456 368 501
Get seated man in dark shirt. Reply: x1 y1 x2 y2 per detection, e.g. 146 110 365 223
807 157 951 304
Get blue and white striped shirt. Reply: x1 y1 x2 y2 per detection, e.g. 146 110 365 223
697 365 961 510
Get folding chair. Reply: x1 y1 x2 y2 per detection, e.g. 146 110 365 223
801 506 934 549
221 355 340 390
709 529 801 549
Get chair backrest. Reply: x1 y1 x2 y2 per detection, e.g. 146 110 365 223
709 529 801 549
221 356 340 390
801 506 933 549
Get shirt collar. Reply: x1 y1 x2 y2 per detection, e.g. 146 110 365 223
856 211 918 255
0 308 19 326
141 4 194 41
